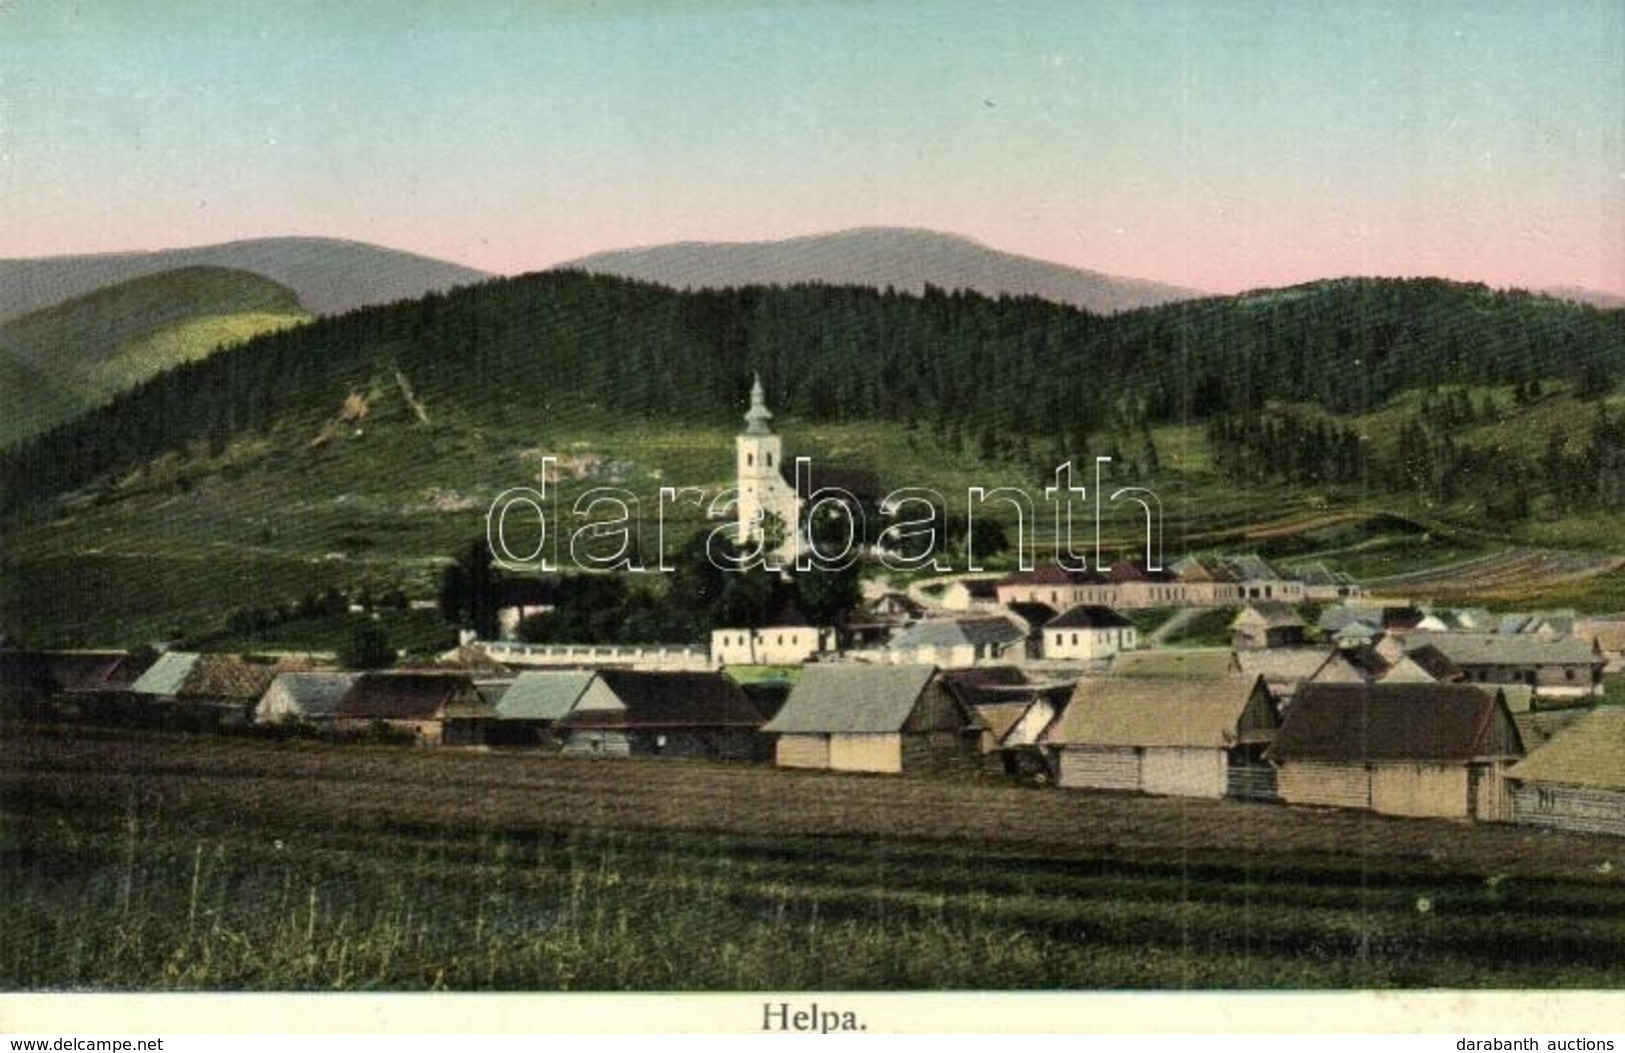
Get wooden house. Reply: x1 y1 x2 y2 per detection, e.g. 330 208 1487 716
255 671 357 725
1230 601 1307 651
1041 605 1137 661
1505 708 1625 837
1236 647 1364 708
1378 644 1464 685
1042 673 1280 800
335 671 494 745
1269 683 1525 821
939 666 1072 775
132 652 296 727
1405 633 1605 700
487 669 593 747
762 664 978 774
555 669 763 760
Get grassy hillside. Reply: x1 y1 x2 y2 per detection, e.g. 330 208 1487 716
0 266 311 446
0 271 1620 647
0 353 84 449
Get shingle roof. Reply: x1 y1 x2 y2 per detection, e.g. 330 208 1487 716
183 654 291 701
1050 604 1135 630
1236 648 1339 684
262 672 357 719
1507 708 1625 791
762 664 937 734
1000 564 1106 587
495 670 594 721
1270 683 1523 763
1044 674 1276 749
129 652 201 696
1512 707 1591 751
561 670 762 729
338 672 488 721
1110 648 1239 679
1406 633 1602 667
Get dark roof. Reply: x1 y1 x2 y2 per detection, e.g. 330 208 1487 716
938 665 1030 708
1404 644 1464 682
779 464 883 500
1106 560 1178 584
560 670 763 729
1049 604 1135 630
1383 607 1427 631
337 672 487 721
739 679 794 721
1270 683 1523 763
1006 602 1059 628
961 579 1001 599
763 664 937 734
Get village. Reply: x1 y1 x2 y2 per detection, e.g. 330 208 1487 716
3 384 1622 842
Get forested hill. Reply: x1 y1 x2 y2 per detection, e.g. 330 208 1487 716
1 271 1620 513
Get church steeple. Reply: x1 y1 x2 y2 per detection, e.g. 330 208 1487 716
742 373 774 435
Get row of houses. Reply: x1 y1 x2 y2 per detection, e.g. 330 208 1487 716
975 554 1360 612
761 663 1622 836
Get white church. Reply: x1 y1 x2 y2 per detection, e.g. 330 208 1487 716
734 374 879 564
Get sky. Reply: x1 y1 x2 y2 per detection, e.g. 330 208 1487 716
2 0 1622 295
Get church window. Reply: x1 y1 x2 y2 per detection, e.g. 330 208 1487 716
767 453 773 467
747 453 754 467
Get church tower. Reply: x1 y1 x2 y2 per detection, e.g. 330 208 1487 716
736 374 796 556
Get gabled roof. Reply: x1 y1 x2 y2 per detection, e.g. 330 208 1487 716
1172 555 1237 584
183 654 291 701
890 616 1025 652
1236 648 1340 684
1576 619 1625 653
1270 683 1524 763
496 670 594 721
1512 707 1591 751
338 672 488 721
1334 620 1382 643
1507 708 1625 791
1400 644 1463 682
763 664 937 734
562 670 762 729
130 651 201 696
1050 604 1135 630
1043 674 1276 749
1408 633 1602 667
1110 648 1239 680
1319 604 1384 632
1232 601 1305 630
263 672 357 719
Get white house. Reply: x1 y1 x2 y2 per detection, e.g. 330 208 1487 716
711 625 836 666
1041 605 1137 661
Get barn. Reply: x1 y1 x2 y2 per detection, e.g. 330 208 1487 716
334 671 494 745
254 671 358 726
939 666 1072 776
762 664 979 774
1269 683 1525 821
1041 673 1280 799
1505 708 1625 837
554 669 764 760
487 669 594 747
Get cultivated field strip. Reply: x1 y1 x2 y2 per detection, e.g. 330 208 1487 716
4 727 1623 989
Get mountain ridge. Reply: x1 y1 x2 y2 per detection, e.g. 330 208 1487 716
558 226 1204 314
0 237 491 322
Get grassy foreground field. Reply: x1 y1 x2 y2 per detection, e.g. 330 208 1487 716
3 725 1622 991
